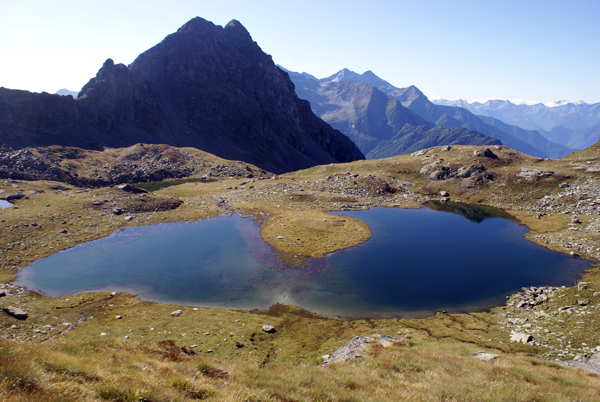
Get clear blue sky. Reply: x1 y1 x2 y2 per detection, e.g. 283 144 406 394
1 0 598 103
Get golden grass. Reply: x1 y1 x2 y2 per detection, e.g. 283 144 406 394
2 334 600 402
259 211 371 258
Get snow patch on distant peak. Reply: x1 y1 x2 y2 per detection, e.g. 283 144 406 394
507 99 542 106
544 100 571 107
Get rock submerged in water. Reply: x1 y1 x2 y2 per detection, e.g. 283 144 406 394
3 306 28 320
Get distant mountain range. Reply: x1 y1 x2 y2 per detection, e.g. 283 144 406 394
284 68 499 158
286 68 574 159
0 18 364 173
54 89 79 97
433 99 600 150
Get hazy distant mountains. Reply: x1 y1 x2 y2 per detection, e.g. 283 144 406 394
284 69 499 158
433 99 600 150
54 89 79 97
0 18 364 173
292 69 573 159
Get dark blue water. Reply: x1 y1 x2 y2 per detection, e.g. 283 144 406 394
15 204 594 318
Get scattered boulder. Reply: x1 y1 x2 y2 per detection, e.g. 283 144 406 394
440 145 452 151
0 290 7 298
472 351 499 362
235 341 244 348
117 184 148 194
262 324 276 333
322 334 404 365
473 148 498 159
516 168 556 181
3 306 28 320
112 208 123 215
2 193 25 201
510 332 533 344
171 309 183 317
578 299 590 306
571 215 581 224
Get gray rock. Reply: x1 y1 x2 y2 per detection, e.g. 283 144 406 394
124 216 133 221
117 184 148 194
3 306 28 320
0 290 7 298
171 309 182 317
112 208 123 215
510 332 533 344
472 351 499 362
323 334 403 365
516 168 556 181
262 324 276 333
571 215 581 224
578 299 590 306
473 148 498 159
589 353 600 365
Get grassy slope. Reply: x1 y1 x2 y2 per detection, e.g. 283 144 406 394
1 142 600 401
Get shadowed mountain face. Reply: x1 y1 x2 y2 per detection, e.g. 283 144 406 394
0 18 364 173
286 69 499 158
320 69 574 159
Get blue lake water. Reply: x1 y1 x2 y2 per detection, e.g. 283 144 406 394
15 203 594 318
0 200 13 208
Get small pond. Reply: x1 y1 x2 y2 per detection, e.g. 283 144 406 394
15 203 594 318
0 200 13 208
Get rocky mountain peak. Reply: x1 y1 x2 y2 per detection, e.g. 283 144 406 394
0 17 364 173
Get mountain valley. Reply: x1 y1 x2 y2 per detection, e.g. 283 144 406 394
1 15 600 402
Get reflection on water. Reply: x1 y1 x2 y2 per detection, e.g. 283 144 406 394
135 178 216 192
16 204 595 318
0 200 13 209
425 201 517 223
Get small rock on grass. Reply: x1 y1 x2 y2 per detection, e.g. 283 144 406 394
262 324 276 333
3 306 28 320
472 351 499 362
171 309 183 317
510 332 533 344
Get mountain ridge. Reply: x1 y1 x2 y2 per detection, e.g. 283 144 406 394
286 70 499 158
317 69 574 158
0 17 364 173
433 98 600 150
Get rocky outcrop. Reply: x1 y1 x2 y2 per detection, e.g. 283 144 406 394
0 18 364 173
322 334 404 365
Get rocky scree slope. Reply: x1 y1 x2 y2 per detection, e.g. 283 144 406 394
0 17 364 174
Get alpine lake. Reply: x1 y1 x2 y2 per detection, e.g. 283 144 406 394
15 201 594 319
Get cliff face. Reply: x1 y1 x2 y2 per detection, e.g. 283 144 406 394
0 17 364 173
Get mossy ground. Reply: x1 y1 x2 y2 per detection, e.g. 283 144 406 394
2 143 600 400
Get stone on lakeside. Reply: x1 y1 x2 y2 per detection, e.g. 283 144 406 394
262 324 276 333
171 309 183 317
